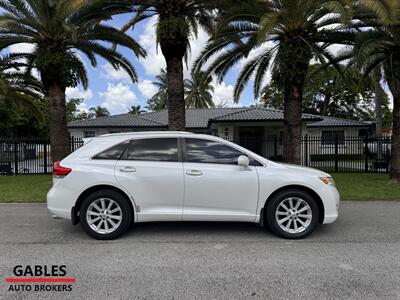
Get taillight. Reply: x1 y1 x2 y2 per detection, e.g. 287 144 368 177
53 161 72 177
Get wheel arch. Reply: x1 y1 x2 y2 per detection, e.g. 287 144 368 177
262 185 324 224
73 184 135 225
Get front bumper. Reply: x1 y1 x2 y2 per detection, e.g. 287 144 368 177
320 185 340 224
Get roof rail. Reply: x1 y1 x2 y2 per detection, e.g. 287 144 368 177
99 131 193 137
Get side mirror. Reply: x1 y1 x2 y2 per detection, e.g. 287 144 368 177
237 155 250 167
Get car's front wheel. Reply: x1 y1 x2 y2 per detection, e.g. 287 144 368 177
266 189 319 239
80 189 132 240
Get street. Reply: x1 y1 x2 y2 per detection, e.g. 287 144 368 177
0 201 399 299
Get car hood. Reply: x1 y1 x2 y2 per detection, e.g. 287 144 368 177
279 163 331 177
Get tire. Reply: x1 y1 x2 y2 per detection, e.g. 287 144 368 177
80 189 133 240
266 189 319 239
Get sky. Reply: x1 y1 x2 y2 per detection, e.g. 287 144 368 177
7 12 393 115
63 13 258 115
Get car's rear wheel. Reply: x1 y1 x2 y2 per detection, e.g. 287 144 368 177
266 189 319 239
80 189 132 240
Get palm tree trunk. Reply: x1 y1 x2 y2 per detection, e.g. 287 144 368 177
165 55 186 130
387 73 400 183
321 93 331 116
48 81 70 162
390 93 400 182
283 82 303 164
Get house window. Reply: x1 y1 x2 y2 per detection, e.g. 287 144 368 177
84 131 96 138
321 130 345 145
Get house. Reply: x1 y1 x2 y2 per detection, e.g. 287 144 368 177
68 107 374 159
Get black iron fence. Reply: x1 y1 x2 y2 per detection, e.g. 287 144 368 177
223 135 392 173
0 137 83 175
0 135 392 175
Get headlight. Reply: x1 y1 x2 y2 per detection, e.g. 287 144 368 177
319 176 335 186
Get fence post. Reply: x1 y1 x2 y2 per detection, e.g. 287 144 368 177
304 135 308 167
43 142 48 174
273 135 278 160
13 139 18 175
364 135 369 172
334 134 339 172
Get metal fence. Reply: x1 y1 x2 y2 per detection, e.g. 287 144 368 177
223 135 392 173
0 135 392 175
0 137 83 175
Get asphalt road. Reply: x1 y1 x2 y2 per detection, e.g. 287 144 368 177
0 201 399 300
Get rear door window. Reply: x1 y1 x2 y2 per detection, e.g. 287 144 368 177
126 138 179 162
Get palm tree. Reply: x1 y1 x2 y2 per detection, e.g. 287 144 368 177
195 0 394 164
185 71 215 108
0 54 45 124
0 0 145 161
145 69 168 111
89 106 110 118
350 8 400 182
119 1 216 130
128 105 145 115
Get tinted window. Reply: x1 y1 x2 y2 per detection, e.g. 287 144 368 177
93 142 127 160
127 138 178 162
185 138 261 165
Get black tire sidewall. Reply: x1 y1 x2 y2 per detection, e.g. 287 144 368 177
266 190 319 239
80 189 132 240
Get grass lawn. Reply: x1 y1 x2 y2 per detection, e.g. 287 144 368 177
0 175 52 203
332 173 400 201
0 173 399 203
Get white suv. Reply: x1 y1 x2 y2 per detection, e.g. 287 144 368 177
47 132 339 240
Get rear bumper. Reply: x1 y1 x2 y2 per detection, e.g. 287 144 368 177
47 185 74 220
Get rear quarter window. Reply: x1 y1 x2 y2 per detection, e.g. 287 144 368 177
92 142 128 160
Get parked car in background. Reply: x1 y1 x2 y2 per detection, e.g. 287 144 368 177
47 132 340 240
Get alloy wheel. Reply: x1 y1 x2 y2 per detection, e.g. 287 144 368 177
86 198 122 234
275 197 312 234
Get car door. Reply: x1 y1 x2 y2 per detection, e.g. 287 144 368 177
182 138 260 222
114 137 184 222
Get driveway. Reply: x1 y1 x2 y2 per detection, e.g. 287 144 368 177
0 201 399 299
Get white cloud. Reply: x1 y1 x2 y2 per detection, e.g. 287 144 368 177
9 43 35 53
184 28 210 77
77 102 90 113
211 80 240 107
138 18 166 76
66 87 93 100
138 79 158 99
99 83 137 114
100 63 131 82
138 17 210 77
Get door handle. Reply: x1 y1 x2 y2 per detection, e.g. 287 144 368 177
186 169 203 176
119 166 136 173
